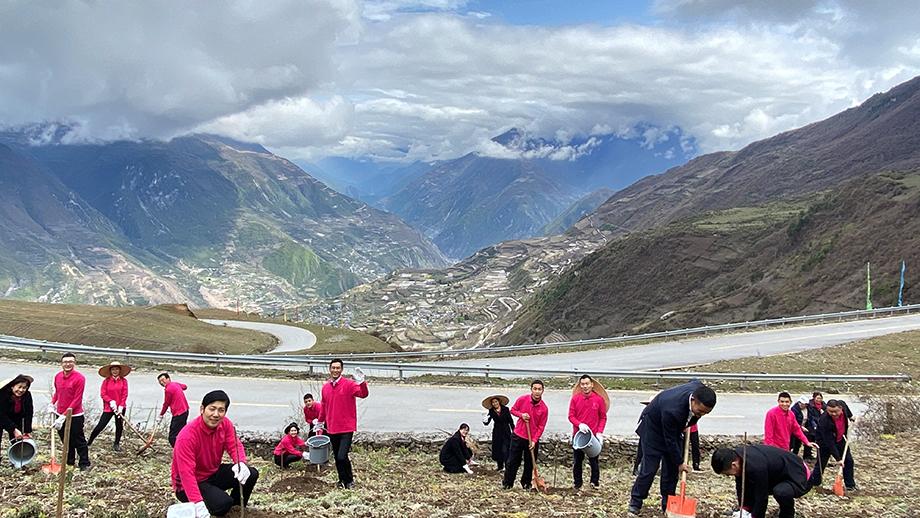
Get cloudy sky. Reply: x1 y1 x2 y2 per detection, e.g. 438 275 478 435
1 0 919 163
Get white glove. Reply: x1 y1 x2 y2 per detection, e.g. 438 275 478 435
156 415 164 425
117 406 125 415
595 432 604 443
109 400 117 411
353 367 366 383
315 422 325 431
194 501 210 518
731 510 753 518
578 423 590 433
53 414 66 431
46 403 57 415
482 413 490 425
311 418 319 426
302 451 310 460
231 462 251 485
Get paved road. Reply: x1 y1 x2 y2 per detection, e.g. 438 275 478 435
202 319 316 353
429 314 920 372
0 361 861 437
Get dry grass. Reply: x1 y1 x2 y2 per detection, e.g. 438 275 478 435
0 427 915 517
0 300 276 355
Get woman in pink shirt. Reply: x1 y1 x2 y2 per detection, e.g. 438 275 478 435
273 422 308 468
88 361 130 452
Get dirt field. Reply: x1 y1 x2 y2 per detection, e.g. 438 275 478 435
0 428 914 517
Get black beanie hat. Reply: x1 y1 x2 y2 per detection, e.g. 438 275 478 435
201 390 230 408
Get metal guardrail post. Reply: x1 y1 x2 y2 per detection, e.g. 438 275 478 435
398 367 404 381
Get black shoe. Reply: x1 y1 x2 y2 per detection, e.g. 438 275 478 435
113 444 121 452
521 483 532 490
501 484 512 490
573 484 583 491
846 484 859 491
590 483 599 490
79 465 92 472
627 505 640 516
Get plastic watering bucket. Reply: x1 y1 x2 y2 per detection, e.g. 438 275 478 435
8 438 36 468
307 434 331 464
572 430 602 458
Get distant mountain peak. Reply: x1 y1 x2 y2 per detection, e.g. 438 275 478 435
191 133 271 155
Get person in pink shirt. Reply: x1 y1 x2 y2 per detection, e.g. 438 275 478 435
317 358 369 489
502 379 549 490
303 393 324 437
88 361 130 452
764 392 816 452
48 353 91 470
156 372 190 447
568 374 608 489
273 422 308 468
172 390 258 517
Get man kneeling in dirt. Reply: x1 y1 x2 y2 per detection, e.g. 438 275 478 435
711 444 821 518
171 390 259 517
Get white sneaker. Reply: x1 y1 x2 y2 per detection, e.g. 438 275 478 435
463 465 473 474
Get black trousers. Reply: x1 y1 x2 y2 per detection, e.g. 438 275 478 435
573 447 600 487
819 442 855 488
329 432 355 485
87 411 123 447
771 479 809 518
442 463 467 474
791 432 814 458
274 453 302 469
689 430 701 468
176 463 259 517
629 442 678 511
168 411 189 447
502 435 540 488
57 415 90 468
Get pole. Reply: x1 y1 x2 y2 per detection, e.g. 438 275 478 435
866 262 873 310
898 260 906 307
56 409 73 518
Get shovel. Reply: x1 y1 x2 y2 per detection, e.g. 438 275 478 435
832 436 851 497
55 409 73 518
665 429 697 518
115 411 150 443
42 419 62 475
525 420 547 493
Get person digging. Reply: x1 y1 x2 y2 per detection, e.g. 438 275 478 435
87 361 130 452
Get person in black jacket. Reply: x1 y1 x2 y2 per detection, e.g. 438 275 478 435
482 395 513 471
790 395 817 460
711 444 821 518
815 399 856 490
0 374 34 452
440 423 474 474
628 380 717 515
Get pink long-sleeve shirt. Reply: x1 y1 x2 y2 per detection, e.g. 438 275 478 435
160 381 190 417
171 416 247 503
568 391 608 435
319 377 368 434
52 370 85 416
100 377 128 413
510 394 549 442
273 434 307 456
303 402 323 424
764 405 809 449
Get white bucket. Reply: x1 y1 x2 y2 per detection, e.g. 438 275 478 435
8 438 36 468
307 435 331 464
572 430 602 458
166 502 198 518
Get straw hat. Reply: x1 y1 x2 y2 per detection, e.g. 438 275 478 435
571 378 611 411
481 394 510 409
98 361 132 378
0 374 34 393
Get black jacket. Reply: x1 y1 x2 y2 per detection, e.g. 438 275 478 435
790 404 817 435
637 380 704 467
815 410 849 460
0 389 33 436
485 406 513 462
735 445 810 518
439 431 472 469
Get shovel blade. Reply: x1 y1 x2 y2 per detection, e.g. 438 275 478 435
665 496 697 518
833 474 845 496
42 460 61 475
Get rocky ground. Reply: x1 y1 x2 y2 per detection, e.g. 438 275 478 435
0 429 915 517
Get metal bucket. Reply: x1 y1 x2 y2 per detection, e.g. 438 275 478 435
307 434 331 464
8 438 37 469
572 430 602 458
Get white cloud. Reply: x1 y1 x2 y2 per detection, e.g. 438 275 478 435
2 0 920 163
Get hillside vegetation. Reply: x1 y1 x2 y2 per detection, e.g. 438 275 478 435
507 171 920 343
0 300 275 354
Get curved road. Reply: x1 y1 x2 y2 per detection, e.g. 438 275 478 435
202 319 316 353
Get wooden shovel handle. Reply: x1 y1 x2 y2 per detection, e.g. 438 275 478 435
56 409 73 518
